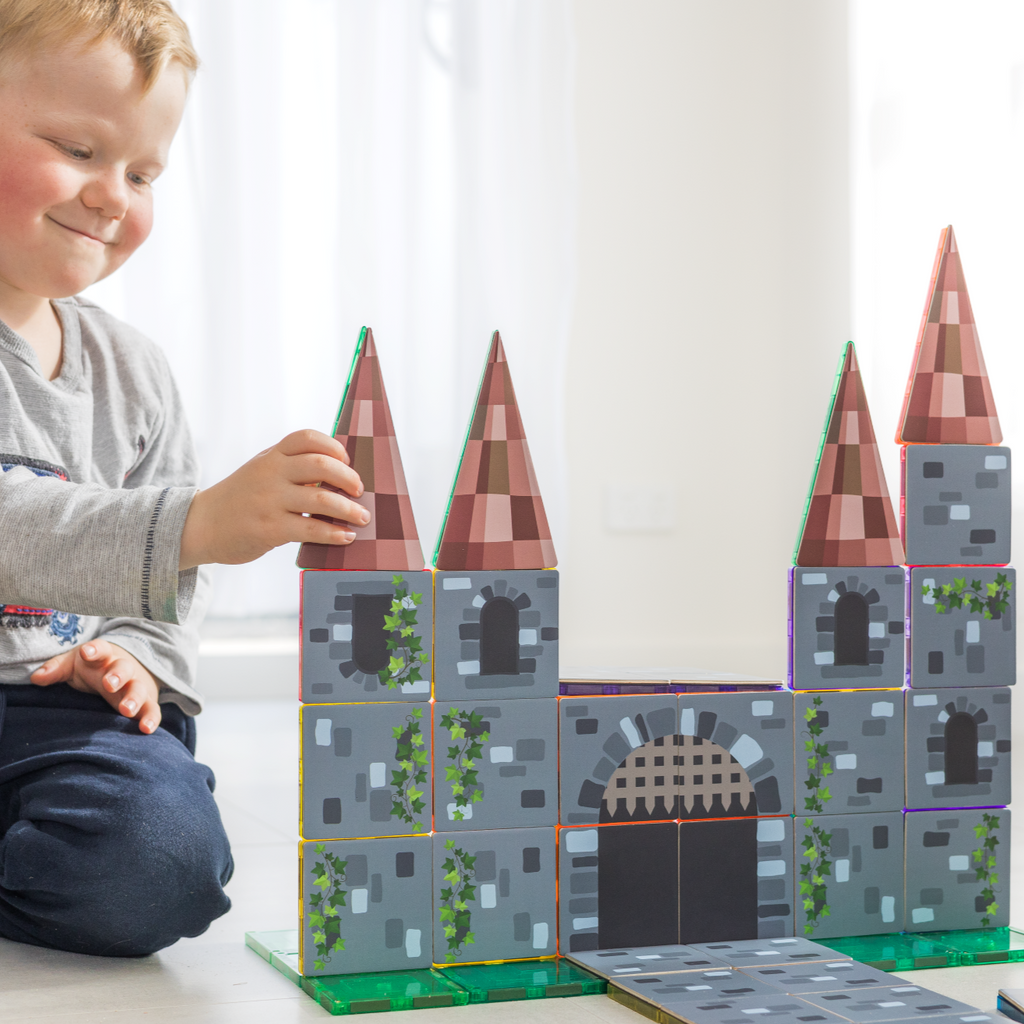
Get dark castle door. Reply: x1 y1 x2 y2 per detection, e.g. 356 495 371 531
834 591 870 665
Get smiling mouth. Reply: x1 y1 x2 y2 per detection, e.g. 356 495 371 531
49 217 112 245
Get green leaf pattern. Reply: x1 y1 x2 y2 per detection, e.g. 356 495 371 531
390 707 429 831
440 707 490 821
377 574 430 690
800 695 832 933
308 843 348 972
439 839 477 961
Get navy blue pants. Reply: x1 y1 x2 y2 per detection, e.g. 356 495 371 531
0 684 233 956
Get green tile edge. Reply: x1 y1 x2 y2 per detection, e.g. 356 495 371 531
825 927 1024 971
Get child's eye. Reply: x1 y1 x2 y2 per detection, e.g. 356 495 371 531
127 172 149 186
56 141 91 160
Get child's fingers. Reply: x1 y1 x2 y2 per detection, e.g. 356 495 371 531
275 429 351 465
29 649 77 685
115 678 162 734
293 483 371 527
285 452 364 499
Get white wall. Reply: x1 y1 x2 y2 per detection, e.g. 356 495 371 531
560 1 852 678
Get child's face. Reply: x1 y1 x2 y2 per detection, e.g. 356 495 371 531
0 37 188 301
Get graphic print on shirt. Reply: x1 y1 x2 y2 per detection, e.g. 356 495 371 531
0 454 83 643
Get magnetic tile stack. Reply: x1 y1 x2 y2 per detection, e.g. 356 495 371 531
296 329 560 977
789 226 1012 941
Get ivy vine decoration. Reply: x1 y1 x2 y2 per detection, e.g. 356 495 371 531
799 695 833 934
972 812 1001 927
922 574 1013 620
377 574 430 690
441 708 489 820
390 706 429 831
800 820 833 935
439 839 477 961
308 843 347 972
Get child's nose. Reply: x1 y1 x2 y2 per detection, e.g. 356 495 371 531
81 169 130 220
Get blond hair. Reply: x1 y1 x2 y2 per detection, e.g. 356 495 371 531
0 0 198 91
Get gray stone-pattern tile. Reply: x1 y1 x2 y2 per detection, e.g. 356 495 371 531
301 570 433 703
905 688 1011 810
794 690 905 814
790 568 906 690
739 958 903 994
623 991 853 1024
794 812 904 939
434 570 559 700
903 445 1011 566
300 702 431 840
431 826 556 964
565 944 730 978
909 568 1015 688
612 969 781 1004
299 835 432 976
802 983 979 1021
905 809 1011 931
688 937 849 965
432 698 557 831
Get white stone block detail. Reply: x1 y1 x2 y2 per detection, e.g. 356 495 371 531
925 771 946 785
351 889 368 914
814 652 835 665
882 896 895 923
986 455 1008 470
835 754 857 770
480 884 497 908
443 577 472 589
518 629 537 645
828 590 840 603
950 505 971 520
757 819 786 842
949 855 969 871
446 802 472 821
913 694 938 706
978 741 994 757
369 762 387 788
565 829 598 853
802 573 828 585
938 710 950 723
835 859 850 882
472 594 486 608
869 622 885 638
619 717 642 748
332 623 352 642
315 719 333 746
457 660 480 675
731 734 764 769
922 580 936 605
400 678 430 693
757 860 786 877
872 702 895 717
751 701 774 717
912 907 934 924
967 620 981 643
680 708 696 735
490 746 514 763
879 1002 907 1009
682 985 713 992
743 1008 771 1014
405 929 422 957
532 923 549 949
573 917 598 930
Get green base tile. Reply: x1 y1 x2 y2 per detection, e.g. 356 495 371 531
821 932 961 971
302 970 470 1015
910 928 1024 965
245 929 299 963
271 950 303 987
432 958 607 1003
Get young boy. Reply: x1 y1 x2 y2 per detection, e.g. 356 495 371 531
0 1 366 956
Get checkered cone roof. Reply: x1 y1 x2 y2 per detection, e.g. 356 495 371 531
297 327 424 571
795 342 904 567
433 331 557 570
897 225 1001 444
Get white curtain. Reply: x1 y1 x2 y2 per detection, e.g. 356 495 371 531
850 0 1024 502
84 0 576 617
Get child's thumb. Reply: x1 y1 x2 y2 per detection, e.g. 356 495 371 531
29 650 76 684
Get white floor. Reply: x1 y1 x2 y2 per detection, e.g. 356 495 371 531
1 698 1023 1023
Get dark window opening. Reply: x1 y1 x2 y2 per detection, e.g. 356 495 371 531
834 591 870 666
352 593 393 674
944 712 979 785
480 596 519 675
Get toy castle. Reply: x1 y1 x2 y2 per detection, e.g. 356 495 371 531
293 225 1012 980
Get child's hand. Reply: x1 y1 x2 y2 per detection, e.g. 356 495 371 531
30 639 162 734
179 430 368 570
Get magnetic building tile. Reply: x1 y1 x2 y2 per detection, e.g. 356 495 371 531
905 688 1011 810
739 958 902 995
790 568 906 690
298 327 425 571
565 944 731 979
433 570 558 700
300 702 432 840
300 569 433 703
801 984 979 1022
433 698 557 831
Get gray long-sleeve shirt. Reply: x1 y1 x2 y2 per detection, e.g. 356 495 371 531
0 296 209 714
